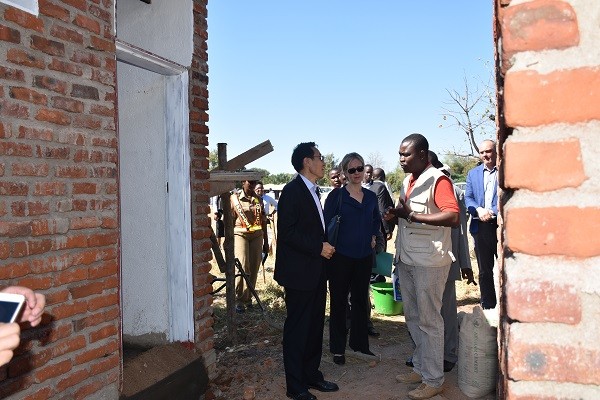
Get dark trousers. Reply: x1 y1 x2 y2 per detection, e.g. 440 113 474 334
473 221 498 309
282 272 326 395
327 253 372 354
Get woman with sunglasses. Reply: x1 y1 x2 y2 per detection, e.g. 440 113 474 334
323 152 381 364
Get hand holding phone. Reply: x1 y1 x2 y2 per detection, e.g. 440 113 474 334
0 293 26 323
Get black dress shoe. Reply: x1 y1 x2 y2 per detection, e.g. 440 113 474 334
286 391 317 400
444 360 456 372
406 356 414 367
333 354 345 365
367 326 380 337
308 380 339 392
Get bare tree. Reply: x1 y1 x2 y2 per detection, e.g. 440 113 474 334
366 151 386 171
440 70 496 157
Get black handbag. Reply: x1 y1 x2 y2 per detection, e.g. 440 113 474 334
327 188 343 246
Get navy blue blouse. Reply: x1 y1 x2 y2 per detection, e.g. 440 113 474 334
323 187 380 259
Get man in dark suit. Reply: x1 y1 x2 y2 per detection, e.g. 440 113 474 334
465 139 499 309
370 168 395 243
274 142 338 400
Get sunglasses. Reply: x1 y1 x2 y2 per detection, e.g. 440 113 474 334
347 166 364 174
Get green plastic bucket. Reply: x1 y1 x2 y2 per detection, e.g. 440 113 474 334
371 282 403 315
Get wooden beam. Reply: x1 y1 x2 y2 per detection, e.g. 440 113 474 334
221 140 274 171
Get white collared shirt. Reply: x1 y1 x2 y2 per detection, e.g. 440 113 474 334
299 173 325 230
483 166 498 212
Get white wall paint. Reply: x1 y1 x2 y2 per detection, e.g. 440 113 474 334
116 0 193 67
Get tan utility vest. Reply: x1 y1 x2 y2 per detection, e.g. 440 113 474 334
399 165 453 267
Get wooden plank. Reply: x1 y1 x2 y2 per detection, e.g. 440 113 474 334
220 140 274 171
208 171 265 196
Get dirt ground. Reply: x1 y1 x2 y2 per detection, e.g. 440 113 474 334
205 234 498 400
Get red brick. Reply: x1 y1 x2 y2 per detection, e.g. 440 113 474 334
12 162 50 177
61 0 87 11
54 266 88 285
90 35 114 52
50 24 83 44
72 307 118 332
88 292 117 312
31 35 65 57
508 339 600 385
33 359 72 383
0 99 30 119
12 238 52 257
33 75 67 94
18 126 54 141
0 24 21 43
91 104 114 117
43 288 70 304
0 182 28 196
6 49 46 69
43 322 72 344
74 340 118 365
10 87 47 105
0 65 25 82
36 145 70 159
55 165 88 178
15 274 53 290
89 4 111 22
89 324 118 343
35 108 71 125
73 14 100 34
0 141 33 157
505 68 600 127
506 280 581 324
4 8 45 32
73 115 101 130
501 0 578 56
70 281 104 299
87 232 118 247
506 207 600 257
39 0 71 22
34 181 66 196
91 68 114 85
0 260 30 279
0 242 9 259
31 218 69 236
52 335 87 358
52 96 84 113
51 300 88 320
57 368 90 392
72 182 97 194
48 58 83 76
88 259 118 279
0 220 31 237
70 50 101 67
89 354 119 375
57 131 85 145
21 387 53 400
8 349 52 378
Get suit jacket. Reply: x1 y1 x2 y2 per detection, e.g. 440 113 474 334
449 185 472 280
465 163 498 234
274 175 326 291
369 180 395 236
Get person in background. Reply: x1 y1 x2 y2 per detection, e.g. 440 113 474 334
0 286 46 367
362 164 374 189
385 134 459 400
465 139 498 310
320 167 344 207
373 167 394 204
255 181 278 218
370 168 395 243
213 209 225 247
274 142 339 400
231 180 269 313
324 152 380 365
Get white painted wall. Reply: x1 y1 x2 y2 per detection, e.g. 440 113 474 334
116 0 193 67
118 62 170 343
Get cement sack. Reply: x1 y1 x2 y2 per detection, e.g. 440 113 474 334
457 306 498 398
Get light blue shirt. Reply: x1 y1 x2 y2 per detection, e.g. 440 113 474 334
483 166 498 213
299 173 325 230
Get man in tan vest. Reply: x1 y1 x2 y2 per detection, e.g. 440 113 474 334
385 133 459 400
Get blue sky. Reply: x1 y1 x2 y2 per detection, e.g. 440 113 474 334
207 1 494 173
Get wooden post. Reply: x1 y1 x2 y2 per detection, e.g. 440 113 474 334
218 143 237 343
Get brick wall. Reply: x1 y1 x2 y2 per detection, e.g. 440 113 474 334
0 0 120 398
0 0 216 397
498 0 600 398
190 0 216 378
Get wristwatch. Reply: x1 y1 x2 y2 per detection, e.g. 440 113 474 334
407 211 415 224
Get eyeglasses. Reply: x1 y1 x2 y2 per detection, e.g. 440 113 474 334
312 154 325 161
347 166 364 174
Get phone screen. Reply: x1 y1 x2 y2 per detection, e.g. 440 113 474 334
0 301 22 323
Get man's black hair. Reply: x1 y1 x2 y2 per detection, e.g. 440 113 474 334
291 142 317 173
427 150 444 169
402 133 429 153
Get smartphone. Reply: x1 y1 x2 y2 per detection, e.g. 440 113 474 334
0 293 26 323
